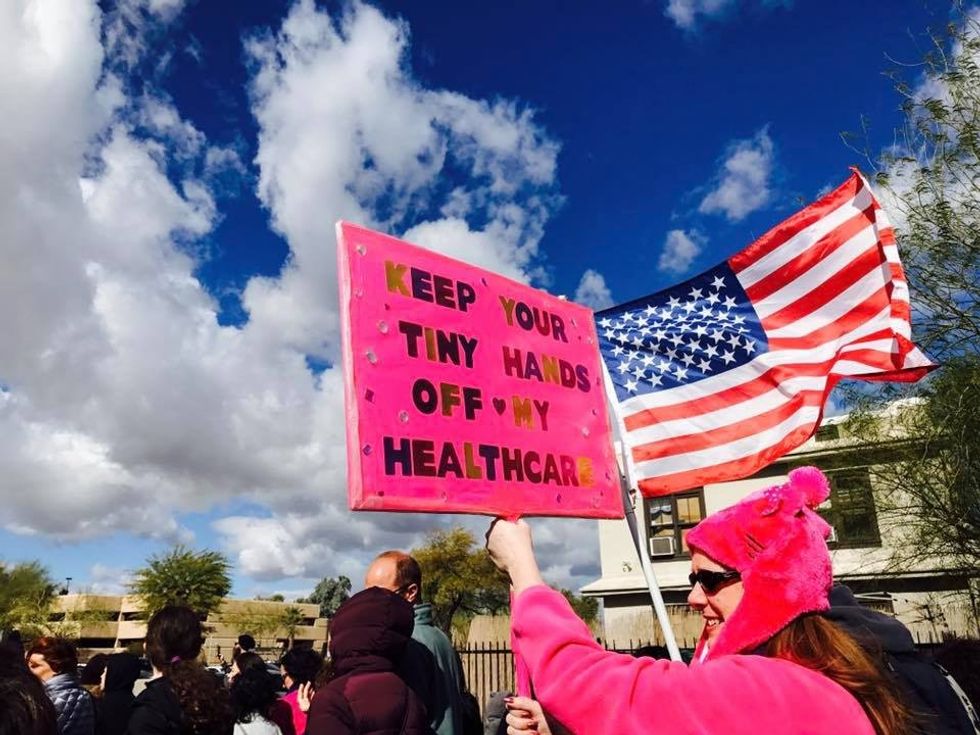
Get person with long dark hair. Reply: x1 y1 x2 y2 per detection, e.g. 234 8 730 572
230 663 283 735
487 467 920 735
1 643 58 735
127 605 233 735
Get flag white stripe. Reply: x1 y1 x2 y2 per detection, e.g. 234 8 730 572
764 267 887 339
831 359 890 376
633 405 822 476
617 305 892 414
627 375 827 446
751 224 877 319
735 187 873 288
838 338 895 354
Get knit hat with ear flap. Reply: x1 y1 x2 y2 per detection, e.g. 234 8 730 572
685 466 833 661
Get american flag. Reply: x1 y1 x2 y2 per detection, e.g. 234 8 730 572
597 170 934 497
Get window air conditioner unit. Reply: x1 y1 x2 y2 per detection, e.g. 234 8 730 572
649 536 676 557
827 526 838 544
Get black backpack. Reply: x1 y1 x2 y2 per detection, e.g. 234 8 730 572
825 585 978 735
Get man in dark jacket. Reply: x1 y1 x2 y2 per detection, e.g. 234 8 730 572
305 587 431 735
826 584 978 734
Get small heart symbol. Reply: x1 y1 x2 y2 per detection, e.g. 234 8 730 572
492 397 506 415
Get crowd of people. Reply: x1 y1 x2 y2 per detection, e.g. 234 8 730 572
1 467 978 734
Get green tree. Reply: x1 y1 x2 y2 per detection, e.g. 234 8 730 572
298 575 351 618
560 588 599 625
130 546 232 618
411 527 509 635
224 603 281 647
279 606 305 650
0 560 56 636
842 8 980 631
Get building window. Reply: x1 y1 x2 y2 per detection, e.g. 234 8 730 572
646 490 705 559
819 469 881 548
815 424 840 442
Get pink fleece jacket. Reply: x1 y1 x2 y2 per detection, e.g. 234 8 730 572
512 586 875 735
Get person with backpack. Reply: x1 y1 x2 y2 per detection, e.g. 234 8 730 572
826 584 979 734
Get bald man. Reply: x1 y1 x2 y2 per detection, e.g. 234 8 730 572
365 551 465 735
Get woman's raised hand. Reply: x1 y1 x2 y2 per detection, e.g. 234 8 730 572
485 518 545 593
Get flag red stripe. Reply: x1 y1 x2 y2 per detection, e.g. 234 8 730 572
743 204 876 303
728 174 861 273
623 359 838 431
636 422 825 497
631 389 826 462
764 294 889 351
759 246 887 332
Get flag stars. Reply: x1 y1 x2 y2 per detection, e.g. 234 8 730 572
624 378 639 393
674 366 689 381
726 333 742 349
688 287 704 300
722 295 737 309
711 276 726 290
599 317 612 328
617 361 631 374
697 358 713 372
706 292 720 306
720 350 736 365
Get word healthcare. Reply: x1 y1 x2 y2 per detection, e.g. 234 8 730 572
337 222 621 519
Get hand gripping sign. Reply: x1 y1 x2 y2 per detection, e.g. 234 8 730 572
337 222 622 519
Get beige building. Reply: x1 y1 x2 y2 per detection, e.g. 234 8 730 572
582 411 979 649
49 595 328 662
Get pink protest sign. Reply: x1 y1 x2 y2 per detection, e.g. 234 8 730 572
337 222 622 519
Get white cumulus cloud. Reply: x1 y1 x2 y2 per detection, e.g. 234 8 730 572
665 0 791 32
698 127 775 221
1 0 599 592
574 269 615 310
658 229 706 275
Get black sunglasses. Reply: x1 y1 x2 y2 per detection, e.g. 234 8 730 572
689 569 741 593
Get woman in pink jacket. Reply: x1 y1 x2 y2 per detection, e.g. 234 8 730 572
486 467 916 735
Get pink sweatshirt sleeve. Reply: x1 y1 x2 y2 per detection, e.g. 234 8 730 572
511 585 874 735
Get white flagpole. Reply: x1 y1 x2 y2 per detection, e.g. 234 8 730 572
601 362 682 662
618 447 683 662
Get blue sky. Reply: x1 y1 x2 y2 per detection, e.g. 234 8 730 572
0 0 961 598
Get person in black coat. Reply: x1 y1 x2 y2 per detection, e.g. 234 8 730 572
98 653 140 735
127 606 233 735
305 587 431 735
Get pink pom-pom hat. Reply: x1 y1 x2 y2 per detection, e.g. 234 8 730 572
685 466 834 660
